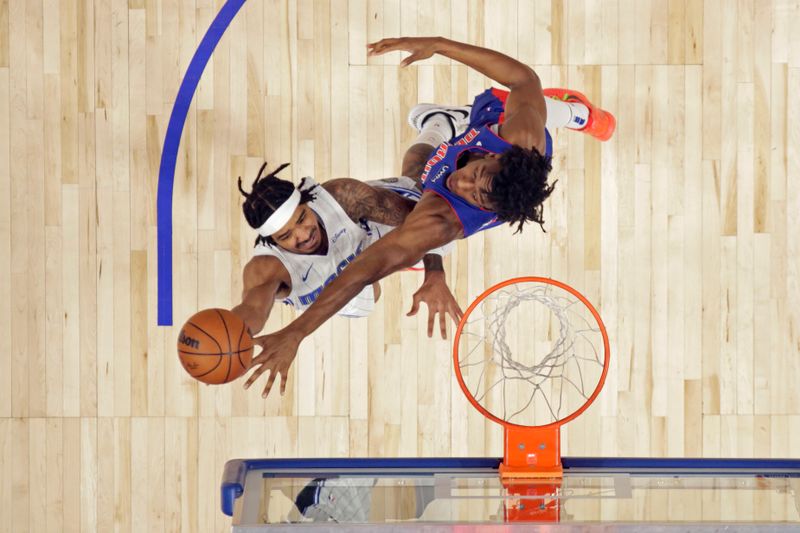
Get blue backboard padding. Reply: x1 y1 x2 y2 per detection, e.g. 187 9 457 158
156 0 247 326
220 459 250 517
219 456 800 517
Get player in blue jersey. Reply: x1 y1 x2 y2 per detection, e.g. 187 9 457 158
244 36 616 398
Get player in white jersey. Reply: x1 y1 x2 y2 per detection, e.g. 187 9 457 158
231 162 460 395
250 174 402 319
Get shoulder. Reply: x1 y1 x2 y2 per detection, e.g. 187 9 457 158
498 109 546 153
321 177 364 196
320 178 370 221
321 178 373 208
242 255 290 289
408 192 464 240
497 77 547 152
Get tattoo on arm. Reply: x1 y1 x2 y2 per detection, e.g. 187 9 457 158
401 144 436 187
329 179 414 226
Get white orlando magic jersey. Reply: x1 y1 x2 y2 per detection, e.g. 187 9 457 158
253 176 429 318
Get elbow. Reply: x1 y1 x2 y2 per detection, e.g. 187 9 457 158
508 66 540 90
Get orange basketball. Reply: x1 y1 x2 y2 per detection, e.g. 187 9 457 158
177 308 254 385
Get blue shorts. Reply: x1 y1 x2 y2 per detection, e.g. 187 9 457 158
470 88 509 127
452 88 510 143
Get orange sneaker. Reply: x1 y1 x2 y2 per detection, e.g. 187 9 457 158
543 88 616 142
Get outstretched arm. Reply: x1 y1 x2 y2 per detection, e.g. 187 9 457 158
296 200 459 335
231 256 290 336
244 196 463 397
325 177 462 330
367 37 546 150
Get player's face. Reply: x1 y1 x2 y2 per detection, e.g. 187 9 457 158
445 152 502 210
271 204 325 254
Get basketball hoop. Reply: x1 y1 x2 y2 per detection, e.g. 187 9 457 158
453 277 610 481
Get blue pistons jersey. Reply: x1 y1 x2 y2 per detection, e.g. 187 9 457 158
420 88 553 238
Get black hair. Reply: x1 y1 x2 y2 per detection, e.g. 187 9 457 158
488 145 556 233
237 162 317 247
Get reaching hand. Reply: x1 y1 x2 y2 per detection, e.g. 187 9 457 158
407 271 464 339
243 326 304 398
367 37 441 67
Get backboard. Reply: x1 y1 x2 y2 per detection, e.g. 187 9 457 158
221 456 800 531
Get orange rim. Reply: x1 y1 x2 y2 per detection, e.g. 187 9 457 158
452 276 610 430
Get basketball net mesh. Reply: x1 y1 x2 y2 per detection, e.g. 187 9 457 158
457 281 606 427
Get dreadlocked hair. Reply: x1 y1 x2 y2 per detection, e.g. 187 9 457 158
237 162 318 247
487 144 556 234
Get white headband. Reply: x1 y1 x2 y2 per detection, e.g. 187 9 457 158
257 188 302 237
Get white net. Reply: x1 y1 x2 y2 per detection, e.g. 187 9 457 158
456 280 607 426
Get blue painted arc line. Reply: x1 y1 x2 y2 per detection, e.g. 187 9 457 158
157 0 247 326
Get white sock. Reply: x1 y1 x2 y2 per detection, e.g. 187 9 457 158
413 113 453 146
545 97 590 130
414 130 448 147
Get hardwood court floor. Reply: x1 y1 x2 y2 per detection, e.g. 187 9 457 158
0 0 798 531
